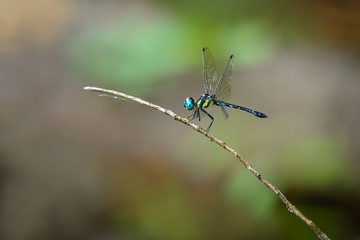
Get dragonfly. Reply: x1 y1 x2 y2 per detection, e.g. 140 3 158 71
184 47 267 133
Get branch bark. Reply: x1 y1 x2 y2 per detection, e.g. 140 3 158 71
83 86 330 240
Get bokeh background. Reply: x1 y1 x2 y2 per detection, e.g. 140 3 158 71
1 0 360 239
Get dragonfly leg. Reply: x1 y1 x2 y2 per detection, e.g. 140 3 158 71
188 113 195 120
188 109 200 121
200 108 214 133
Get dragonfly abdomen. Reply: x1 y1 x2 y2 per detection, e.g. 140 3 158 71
221 102 267 118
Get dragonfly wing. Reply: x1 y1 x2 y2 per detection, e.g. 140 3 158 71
213 54 234 101
219 101 229 119
202 47 219 95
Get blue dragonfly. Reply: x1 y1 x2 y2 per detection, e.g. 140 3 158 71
184 47 267 133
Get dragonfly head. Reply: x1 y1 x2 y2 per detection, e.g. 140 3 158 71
184 97 195 110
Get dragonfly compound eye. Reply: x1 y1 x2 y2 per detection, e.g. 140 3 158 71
184 97 195 110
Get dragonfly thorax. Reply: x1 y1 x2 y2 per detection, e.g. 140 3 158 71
196 94 215 109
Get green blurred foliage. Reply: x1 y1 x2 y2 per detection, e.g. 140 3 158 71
117 180 202 240
67 15 278 95
68 16 192 96
276 136 350 187
67 0 310 95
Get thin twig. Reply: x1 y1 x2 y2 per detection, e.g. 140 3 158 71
83 86 330 240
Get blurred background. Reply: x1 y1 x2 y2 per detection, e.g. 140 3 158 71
1 0 359 239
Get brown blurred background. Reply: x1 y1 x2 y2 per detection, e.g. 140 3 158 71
1 0 360 239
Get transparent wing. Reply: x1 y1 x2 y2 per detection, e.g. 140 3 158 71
202 47 219 95
213 54 234 101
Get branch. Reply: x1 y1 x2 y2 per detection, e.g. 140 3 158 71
83 86 330 240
